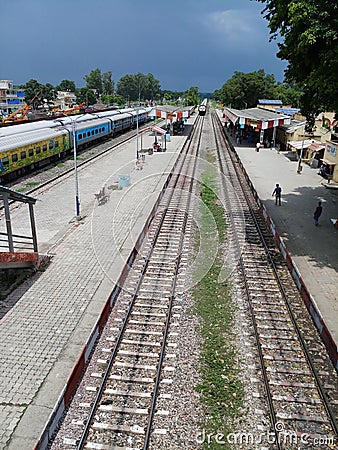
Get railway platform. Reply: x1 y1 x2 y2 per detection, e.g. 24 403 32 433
226 129 338 366
0 122 194 450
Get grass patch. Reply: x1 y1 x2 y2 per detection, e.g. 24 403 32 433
56 162 65 168
25 182 39 187
193 153 243 449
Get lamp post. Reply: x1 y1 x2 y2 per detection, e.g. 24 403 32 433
136 107 139 161
71 117 81 218
297 122 306 174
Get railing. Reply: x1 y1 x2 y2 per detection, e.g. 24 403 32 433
0 232 35 252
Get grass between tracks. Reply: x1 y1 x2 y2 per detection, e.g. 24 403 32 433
193 152 243 449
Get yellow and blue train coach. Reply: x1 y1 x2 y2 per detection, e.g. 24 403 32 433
0 128 70 182
0 107 151 183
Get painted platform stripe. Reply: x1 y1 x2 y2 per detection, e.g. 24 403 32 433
291 265 302 290
300 287 311 310
309 304 324 334
285 251 293 271
65 351 85 405
320 326 338 370
33 389 66 450
262 208 268 221
279 240 287 260
85 327 99 361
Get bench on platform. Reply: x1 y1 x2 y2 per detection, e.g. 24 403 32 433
94 186 109 205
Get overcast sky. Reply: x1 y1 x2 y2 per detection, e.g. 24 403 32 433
2 0 287 92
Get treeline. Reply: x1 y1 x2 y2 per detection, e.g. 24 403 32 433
19 69 202 109
214 69 302 110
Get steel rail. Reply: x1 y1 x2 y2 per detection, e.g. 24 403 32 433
211 109 338 438
76 115 204 449
142 116 204 449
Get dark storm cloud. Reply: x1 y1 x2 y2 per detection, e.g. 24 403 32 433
2 0 286 92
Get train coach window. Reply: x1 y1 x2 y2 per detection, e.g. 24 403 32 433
2 157 9 166
12 154 18 162
49 141 54 150
95 129 98 134
20 151 26 159
28 149 34 157
36 147 41 154
55 141 59 148
83 132 87 138
42 144 47 152
78 133 82 139
36 146 41 153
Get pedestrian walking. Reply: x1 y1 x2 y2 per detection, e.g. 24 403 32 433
256 142 260 152
313 201 323 226
272 183 282 205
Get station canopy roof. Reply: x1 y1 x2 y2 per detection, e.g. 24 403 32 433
151 125 166 135
258 99 283 105
148 106 193 120
288 139 324 151
223 107 291 129
0 185 37 204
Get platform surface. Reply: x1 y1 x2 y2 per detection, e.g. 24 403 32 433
0 124 191 450
229 131 338 350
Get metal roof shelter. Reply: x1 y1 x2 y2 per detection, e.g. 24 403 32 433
223 107 291 129
258 99 283 105
275 107 301 116
148 106 193 120
0 185 39 268
151 125 166 135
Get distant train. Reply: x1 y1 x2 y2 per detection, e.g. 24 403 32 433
198 98 207 116
0 107 150 183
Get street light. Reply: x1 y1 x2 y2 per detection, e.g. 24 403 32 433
136 107 139 161
57 113 83 219
71 117 81 218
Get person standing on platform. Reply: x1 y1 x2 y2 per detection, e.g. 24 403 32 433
313 201 323 226
272 183 282 205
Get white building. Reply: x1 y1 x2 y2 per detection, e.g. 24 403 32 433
54 91 77 110
0 80 26 116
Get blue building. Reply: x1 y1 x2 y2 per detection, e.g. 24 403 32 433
0 80 26 117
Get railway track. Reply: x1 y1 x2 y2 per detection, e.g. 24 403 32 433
211 109 338 448
49 116 204 449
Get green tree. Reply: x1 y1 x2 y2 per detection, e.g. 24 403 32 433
184 87 200 106
75 87 97 105
102 71 114 96
41 83 57 107
273 81 302 107
216 70 276 109
256 0 338 127
116 73 161 102
56 80 76 92
84 68 103 98
21 79 43 106
143 73 161 101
